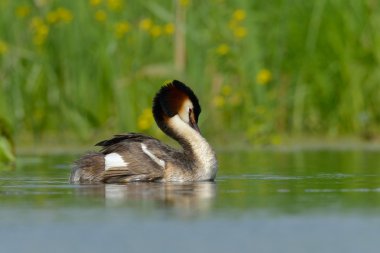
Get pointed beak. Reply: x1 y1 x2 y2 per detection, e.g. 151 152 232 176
189 111 200 133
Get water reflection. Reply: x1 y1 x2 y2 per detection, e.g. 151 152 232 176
75 182 216 216
2 151 380 253
2 151 380 215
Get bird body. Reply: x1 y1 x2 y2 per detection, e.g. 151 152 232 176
70 80 217 183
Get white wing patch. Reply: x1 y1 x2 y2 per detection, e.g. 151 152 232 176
141 143 165 168
104 152 128 170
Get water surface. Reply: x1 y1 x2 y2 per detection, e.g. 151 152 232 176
1 150 380 253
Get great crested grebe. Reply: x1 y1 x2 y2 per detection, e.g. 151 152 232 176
70 80 217 183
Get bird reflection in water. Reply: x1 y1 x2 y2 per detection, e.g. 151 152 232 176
75 182 216 216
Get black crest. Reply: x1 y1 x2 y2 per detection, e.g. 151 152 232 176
152 80 201 122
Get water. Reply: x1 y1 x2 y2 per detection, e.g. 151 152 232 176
1 149 380 253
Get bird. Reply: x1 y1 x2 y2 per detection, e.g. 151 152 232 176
70 80 218 183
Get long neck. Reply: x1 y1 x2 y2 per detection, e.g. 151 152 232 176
166 115 217 176
153 107 203 156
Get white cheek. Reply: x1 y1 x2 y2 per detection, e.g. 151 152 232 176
178 100 193 123
179 108 190 123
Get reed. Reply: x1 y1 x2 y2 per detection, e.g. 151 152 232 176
0 0 379 148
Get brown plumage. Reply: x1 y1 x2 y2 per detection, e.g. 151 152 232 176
70 80 218 184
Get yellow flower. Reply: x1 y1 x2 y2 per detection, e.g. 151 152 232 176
95 10 107 22
47 11 59 24
138 119 150 131
233 26 247 39
233 9 246 21
216 43 229 55
139 18 152 31
114 22 130 38
137 108 153 131
57 7 73 23
180 0 190 7
33 26 49 46
271 134 282 145
107 0 122 11
37 25 49 36
150 25 162 37
0 40 8 55
30 17 44 28
256 69 272 85
212 95 225 108
164 23 175 35
15 5 30 18
30 17 49 46
221 85 232 96
89 0 102 6
47 8 73 24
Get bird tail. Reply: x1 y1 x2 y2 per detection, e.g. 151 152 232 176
70 152 105 183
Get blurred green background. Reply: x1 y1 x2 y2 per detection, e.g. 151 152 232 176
1 0 380 161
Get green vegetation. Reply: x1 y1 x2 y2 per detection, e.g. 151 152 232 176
0 117 14 164
0 0 379 150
